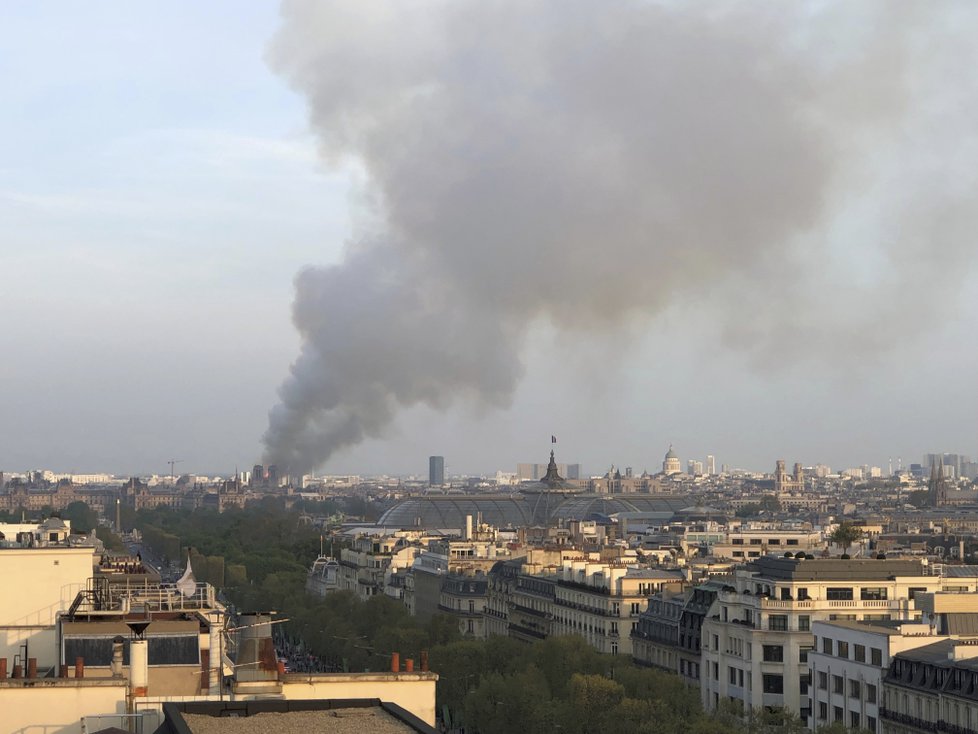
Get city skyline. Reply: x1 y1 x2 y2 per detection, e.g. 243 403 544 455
3 447 971 482
2 3 978 477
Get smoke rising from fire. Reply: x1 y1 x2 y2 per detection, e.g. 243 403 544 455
262 1 978 474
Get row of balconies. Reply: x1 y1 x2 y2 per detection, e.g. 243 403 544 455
878 708 969 733
554 597 609 616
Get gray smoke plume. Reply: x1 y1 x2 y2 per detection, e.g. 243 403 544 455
262 1 978 474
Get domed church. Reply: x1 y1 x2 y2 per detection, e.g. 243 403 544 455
662 445 681 476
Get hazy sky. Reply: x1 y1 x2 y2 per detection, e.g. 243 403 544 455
2 2 977 478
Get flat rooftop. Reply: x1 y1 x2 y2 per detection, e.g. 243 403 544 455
182 709 415 734
748 556 926 581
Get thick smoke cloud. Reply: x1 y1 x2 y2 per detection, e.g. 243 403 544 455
263 1 978 474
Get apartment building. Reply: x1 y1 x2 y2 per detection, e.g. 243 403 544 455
438 572 490 638
550 559 683 656
710 527 825 562
882 639 978 734
484 548 570 642
810 619 945 733
632 580 723 684
337 532 423 601
700 557 941 718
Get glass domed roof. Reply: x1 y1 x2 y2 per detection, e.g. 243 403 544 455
376 495 534 529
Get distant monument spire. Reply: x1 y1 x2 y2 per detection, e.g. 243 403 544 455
543 449 564 484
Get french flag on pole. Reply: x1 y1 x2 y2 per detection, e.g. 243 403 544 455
551 435 557 444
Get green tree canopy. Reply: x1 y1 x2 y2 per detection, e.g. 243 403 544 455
829 521 864 555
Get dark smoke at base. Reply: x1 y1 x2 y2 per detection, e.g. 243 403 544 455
262 1 978 475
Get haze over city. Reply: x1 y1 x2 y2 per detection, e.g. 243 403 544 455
3 1 978 478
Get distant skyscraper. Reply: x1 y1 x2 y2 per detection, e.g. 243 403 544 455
252 464 264 487
706 455 716 475
429 456 445 486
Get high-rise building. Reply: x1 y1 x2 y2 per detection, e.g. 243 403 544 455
706 455 716 475
429 456 445 486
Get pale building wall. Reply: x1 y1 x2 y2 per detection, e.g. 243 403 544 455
0 547 94 668
0 680 126 734
281 673 438 726
0 628 57 671
0 547 93 626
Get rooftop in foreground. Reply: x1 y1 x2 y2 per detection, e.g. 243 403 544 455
155 699 439 734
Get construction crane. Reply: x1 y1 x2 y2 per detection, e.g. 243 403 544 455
168 459 183 483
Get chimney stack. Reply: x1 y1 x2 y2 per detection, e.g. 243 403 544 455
130 639 148 696
111 636 125 677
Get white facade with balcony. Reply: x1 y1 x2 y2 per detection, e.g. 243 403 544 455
700 557 940 719
809 619 945 733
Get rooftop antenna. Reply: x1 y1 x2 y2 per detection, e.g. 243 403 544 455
167 459 183 483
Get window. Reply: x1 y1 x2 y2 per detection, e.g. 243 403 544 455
762 674 784 694
818 671 828 690
466 619 474 634
763 645 784 662
750 538 763 545
850 680 861 698
851 712 861 729
834 706 843 723
713 662 719 681
827 587 854 600
867 684 877 703
861 587 888 600
854 644 866 663
908 587 928 599
798 587 809 600
833 675 844 694
800 674 810 695
871 648 883 666
733 550 744 557
819 702 828 721
799 615 811 631
729 666 739 685
769 615 788 631
799 646 812 664
787 538 799 546
713 635 719 651
769 538 781 545
822 637 833 654
732 538 744 545
868 716 877 733
837 641 849 658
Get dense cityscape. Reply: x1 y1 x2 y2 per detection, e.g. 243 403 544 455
3 446 978 732
5 2 978 734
